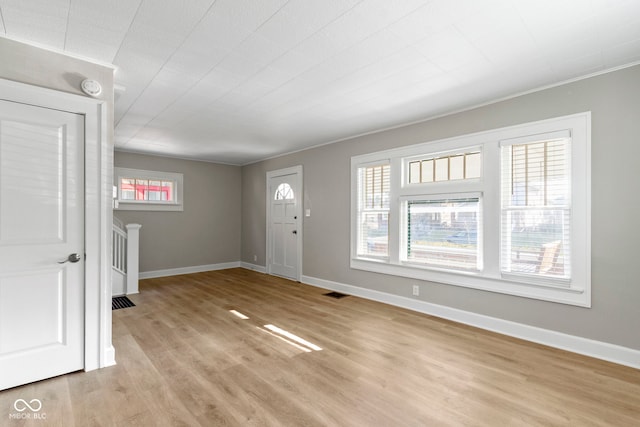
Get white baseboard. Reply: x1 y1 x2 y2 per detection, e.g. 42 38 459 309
240 262 267 273
301 274 640 370
102 345 117 368
139 262 241 279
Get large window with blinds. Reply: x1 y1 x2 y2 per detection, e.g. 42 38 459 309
500 133 571 280
351 113 590 306
356 163 390 258
405 197 482 271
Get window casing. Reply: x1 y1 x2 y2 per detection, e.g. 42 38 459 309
114 167 184 211
350 113 591 307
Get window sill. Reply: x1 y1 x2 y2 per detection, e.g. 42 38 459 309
115 202 183 212
350 258 589 307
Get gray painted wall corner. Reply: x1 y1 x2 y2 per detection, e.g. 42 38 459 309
114 151 242 272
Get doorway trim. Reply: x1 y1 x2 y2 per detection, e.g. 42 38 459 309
0 78 114 370
266 165 303 281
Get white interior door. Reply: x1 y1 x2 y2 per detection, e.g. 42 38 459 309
268 172 300 280
0 99 85 390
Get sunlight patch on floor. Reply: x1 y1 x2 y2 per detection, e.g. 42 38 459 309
229 309 249 320
263 324 322 352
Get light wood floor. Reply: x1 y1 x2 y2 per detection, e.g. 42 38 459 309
2 268 640 426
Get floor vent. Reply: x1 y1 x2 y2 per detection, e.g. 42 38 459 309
323 291 349 299
112 296 136 310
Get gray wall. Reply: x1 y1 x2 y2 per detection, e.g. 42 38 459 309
114 151 241 272
242 64 640 351
0 37 115 143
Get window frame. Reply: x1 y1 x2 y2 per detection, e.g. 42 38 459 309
350 112 591 307
114 167 184 212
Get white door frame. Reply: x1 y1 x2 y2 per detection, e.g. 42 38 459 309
266 165 303 281
0 78 115 370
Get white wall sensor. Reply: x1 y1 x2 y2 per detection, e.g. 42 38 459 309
81 79 102 97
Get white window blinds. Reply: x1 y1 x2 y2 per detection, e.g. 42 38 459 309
500 132 571 280
357 163 390 258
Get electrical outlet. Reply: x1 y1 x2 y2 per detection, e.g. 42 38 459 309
253 255 257 262
412 285 419 296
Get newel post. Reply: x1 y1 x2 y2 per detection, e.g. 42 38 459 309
125 223 142 294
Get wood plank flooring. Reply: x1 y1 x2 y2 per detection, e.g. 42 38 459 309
1 268 640 426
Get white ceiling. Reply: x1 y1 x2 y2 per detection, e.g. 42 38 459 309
2 0 640 165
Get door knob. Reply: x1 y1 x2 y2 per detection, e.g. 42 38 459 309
292 230 297 234
58 253 82 264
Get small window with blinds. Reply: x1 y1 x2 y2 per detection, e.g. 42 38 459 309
357 163 390 258
500 132 571 280
406 197 482 271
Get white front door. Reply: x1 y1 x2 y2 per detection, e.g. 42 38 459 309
268 170 301 280
0 99 85 390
